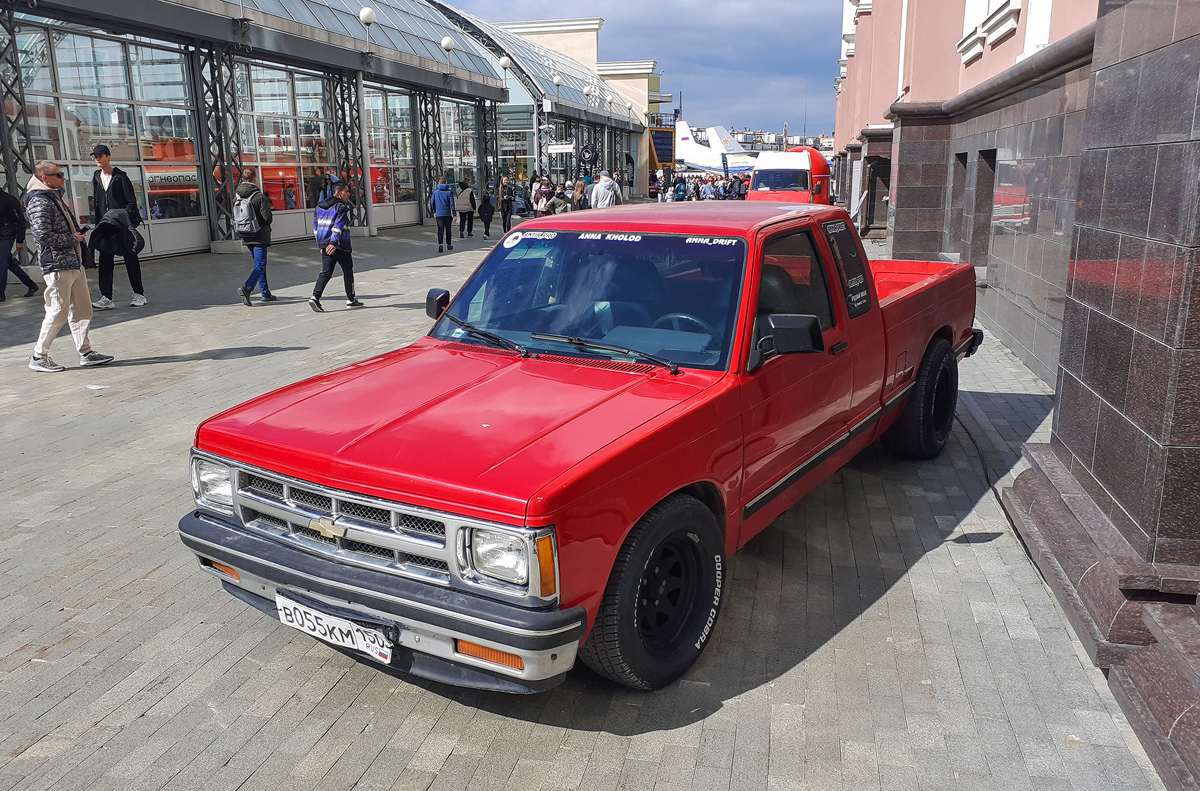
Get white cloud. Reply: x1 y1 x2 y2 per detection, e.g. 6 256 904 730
447 0 842 133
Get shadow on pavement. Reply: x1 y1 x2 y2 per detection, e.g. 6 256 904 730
385 387 1053 734
115 345 309 366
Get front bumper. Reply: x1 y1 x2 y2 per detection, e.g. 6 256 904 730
178 511 586 693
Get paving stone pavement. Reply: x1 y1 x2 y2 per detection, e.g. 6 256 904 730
0 225 1165 791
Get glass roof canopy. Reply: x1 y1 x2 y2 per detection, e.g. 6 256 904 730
431 3 639 127
234 0 497 78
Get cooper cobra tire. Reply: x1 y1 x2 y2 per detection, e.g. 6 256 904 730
578 494 725 690
882 338 958 460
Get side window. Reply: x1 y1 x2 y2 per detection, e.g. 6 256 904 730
756 230 835 331
823 219 872 318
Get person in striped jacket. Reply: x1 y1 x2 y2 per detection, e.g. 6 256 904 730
309 181 363 312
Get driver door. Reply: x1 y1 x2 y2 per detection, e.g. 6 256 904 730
739 226 852 537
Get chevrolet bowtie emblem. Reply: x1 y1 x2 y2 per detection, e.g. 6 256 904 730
309 516 346 539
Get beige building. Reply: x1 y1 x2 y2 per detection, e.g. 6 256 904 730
494 17 671 195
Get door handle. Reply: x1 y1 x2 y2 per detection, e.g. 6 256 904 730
831 341 849 356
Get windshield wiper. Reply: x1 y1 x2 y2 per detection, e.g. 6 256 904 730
443 314 532 357
528 333 679 374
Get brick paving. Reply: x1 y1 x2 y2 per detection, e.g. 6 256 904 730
0 225 1164 790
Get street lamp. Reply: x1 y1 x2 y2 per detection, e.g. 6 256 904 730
441 36 456 79
359 6 376 65
498 55 511 71
553 73 563 100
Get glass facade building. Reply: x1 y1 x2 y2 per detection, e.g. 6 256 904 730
0 0 643 258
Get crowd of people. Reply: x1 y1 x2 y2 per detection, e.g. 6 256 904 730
6 151 642 373
656 171 752 202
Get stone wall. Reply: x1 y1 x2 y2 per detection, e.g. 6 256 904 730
963 65 1090 384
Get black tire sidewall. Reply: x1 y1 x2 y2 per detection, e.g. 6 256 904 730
914 339 957 456
610 497 725 689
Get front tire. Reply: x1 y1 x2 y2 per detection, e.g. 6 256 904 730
579 494 725 690
882 338 958 459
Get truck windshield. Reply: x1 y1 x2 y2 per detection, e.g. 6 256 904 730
751 170 811 192
431 231 748 371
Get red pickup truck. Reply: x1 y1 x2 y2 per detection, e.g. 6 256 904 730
179 203 980 693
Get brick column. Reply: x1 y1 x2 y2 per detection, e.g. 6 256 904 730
885 102 951 261
1004 2 1200 788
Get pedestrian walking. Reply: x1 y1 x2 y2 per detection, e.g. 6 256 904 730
455 178 476 238
591 170 622 209
309 181 362 312
234 167 275 306
499 176 514 232
547 184 572 214
477 193 495 239
0 188 37 303
533 177 553 217
89 145 147 309
572 179 589 210
24 161 114 373
430 176 456 253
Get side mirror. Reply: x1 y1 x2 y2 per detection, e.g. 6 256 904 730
426 288 450 320
767 314 825 354
813 181 823 196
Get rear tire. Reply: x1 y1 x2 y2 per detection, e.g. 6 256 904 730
578 494 725 690
882 338 958 459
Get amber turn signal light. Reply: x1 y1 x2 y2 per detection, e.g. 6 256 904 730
456 640 524 670
204 559 240 580
536 535 556 597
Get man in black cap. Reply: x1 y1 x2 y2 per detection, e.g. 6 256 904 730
89 144 147 310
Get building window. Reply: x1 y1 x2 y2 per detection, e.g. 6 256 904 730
8 23 202 224
363 85 416 205
236 60 332 210
441 99 478 187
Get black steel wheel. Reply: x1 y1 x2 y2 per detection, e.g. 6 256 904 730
579 494 725 690
882 337 958 459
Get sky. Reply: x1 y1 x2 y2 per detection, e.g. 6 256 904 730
449 0 844 136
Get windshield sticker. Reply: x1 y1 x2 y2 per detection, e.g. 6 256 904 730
604 233 642 242
685 237 740 246
503 231 558 249
579 232 602 239
826 220 848 234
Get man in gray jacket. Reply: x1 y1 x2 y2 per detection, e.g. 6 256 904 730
24 161 114 372
591 170 623 209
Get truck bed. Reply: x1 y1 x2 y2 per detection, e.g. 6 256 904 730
871 259 978 402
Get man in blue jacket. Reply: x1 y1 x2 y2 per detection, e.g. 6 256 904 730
430 176 456 253
309 181 363 312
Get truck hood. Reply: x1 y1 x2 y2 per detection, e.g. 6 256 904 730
197 339 717 522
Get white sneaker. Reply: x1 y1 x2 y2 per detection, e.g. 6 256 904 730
130 293 147 307
92 296 115 310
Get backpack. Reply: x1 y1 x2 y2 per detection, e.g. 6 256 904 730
674 182 686 200
234 194 260 238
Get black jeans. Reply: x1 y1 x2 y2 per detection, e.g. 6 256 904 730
481 218 492 236
0 238 36 298
501 208 513 232
458 212 474 235
313 249 354 300
98 251 144 299
436 216 453 246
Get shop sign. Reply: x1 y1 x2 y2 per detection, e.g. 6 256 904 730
547 143 576 155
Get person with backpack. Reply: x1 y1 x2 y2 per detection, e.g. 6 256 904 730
308 180 362 312
673 178 687 202
546 184 573 214
89 145 147 310
572 179 589 211
234 168 275 306
477 193 495 239
591 170 622 209
430 176 456 253
455 178 476 238
533 177 554 217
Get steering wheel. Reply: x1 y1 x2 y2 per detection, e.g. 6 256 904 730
652 313 717 336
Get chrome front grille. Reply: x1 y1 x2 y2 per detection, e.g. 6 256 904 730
233 469 454 585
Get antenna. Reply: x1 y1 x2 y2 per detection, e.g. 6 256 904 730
803 96 808 138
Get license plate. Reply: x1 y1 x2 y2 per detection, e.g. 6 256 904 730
275 594 393 663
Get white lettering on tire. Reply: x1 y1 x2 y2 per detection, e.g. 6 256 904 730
694 554 723 649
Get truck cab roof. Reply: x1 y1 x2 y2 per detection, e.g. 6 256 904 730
513 201 835 238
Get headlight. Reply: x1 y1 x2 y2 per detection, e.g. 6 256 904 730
192 457 233 513
470 529 528 585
